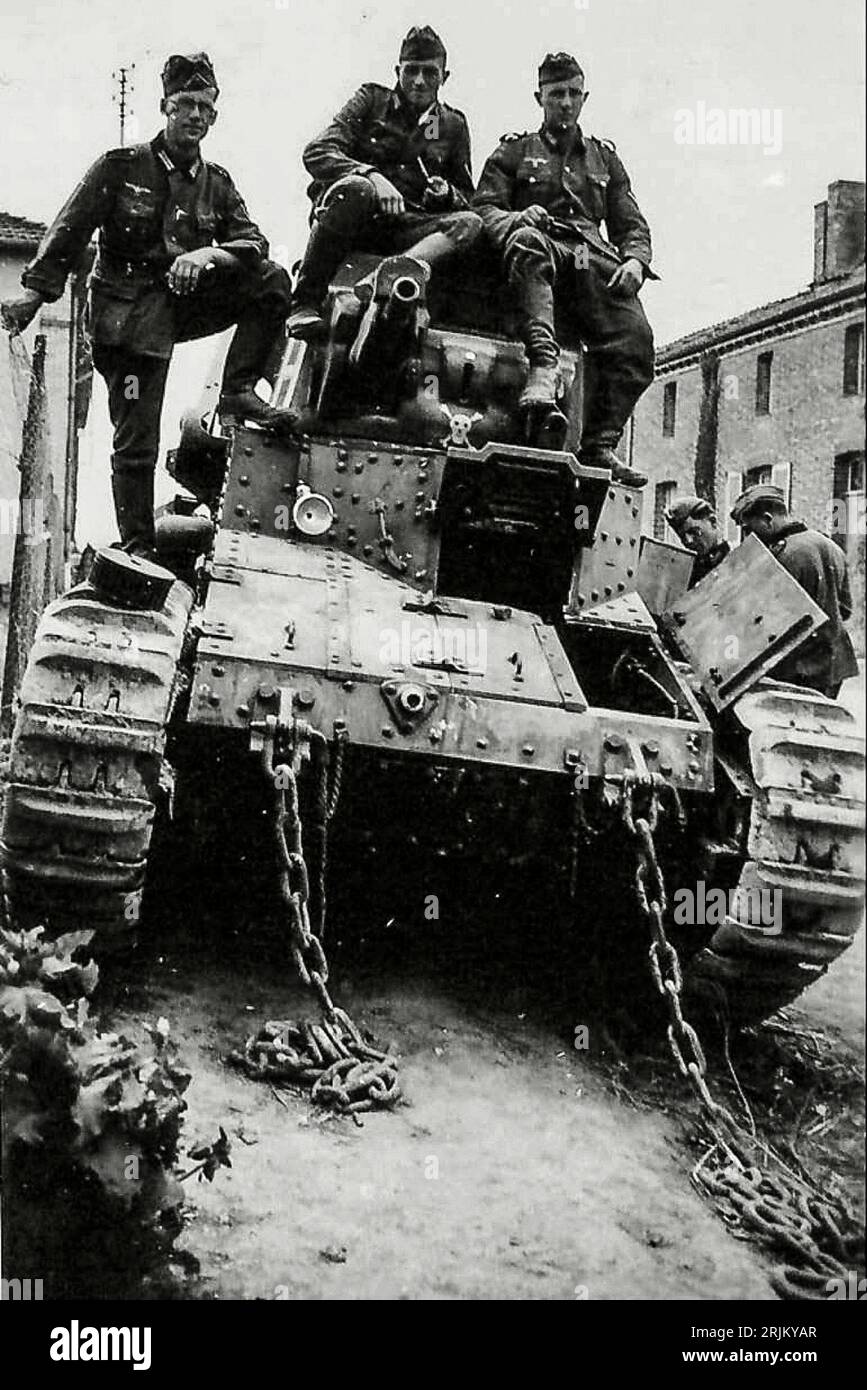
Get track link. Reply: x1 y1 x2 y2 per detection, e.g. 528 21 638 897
1 579 193 942
685 686 865 1025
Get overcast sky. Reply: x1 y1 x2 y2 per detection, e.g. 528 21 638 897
1 0 864 540
3 0 864 340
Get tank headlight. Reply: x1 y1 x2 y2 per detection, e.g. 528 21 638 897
292 483 334 537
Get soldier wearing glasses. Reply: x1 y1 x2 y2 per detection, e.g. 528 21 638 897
1 53 294 560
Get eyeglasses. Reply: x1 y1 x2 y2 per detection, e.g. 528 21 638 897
169 95 217 116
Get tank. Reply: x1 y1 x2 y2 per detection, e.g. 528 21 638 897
2 246 864 1028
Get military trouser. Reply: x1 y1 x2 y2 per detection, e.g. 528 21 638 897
503 225 654 451
293 174 483 308
93 258 291 552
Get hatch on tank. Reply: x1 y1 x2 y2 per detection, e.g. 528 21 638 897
659 533 827 711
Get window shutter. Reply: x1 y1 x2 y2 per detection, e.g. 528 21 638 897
725 470 743 545
770 462 791 508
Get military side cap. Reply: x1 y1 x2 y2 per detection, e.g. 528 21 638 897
538 52 584 86
665 495 713 533
399 25 447 64
162 52 219 98
730 483 786 524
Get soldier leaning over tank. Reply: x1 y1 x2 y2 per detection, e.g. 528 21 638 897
0 53 294 563
665 495 731 587
473 52 655 488
287 25 483 338
730 483 859 699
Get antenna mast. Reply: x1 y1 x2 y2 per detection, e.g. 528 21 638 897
112 64 136 146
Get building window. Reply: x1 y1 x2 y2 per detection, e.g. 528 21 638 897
662 381 677 437
755 351 773 414
744 464 773 488
832 450 865 546
653 480 676 540
843 322 865 395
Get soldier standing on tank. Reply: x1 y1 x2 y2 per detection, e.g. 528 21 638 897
0 53 294 562
473 53 655 488
287 25 483 339
665 495 731 587
730 483 859 698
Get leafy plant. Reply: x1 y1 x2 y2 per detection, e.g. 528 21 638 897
0 927 197 1297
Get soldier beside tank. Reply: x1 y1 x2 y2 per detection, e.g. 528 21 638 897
287 25 483 339
0 52 294 563
730 483 859 699
665 495 731 587
473 52 654 488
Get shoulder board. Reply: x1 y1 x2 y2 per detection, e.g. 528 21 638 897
205 161 233 180
104 146 137 160
499 131 528 143
593 136 617 152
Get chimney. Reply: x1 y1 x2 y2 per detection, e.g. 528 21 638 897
814 181 866 282
813 200 828 281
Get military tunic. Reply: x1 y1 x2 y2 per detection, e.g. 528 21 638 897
473 124 655 272
303 84 475 212
23 132 279 359
292 84 483 311
22 131 291 552
689 539 730 587
768 522 858 696
472 124 655 451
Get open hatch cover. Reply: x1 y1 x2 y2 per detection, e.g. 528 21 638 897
660 533 827 711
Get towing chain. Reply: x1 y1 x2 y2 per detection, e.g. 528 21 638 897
620 771 863 1301
230 728 401 1116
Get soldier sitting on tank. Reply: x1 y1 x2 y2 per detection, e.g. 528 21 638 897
0 53 294 563
287 25 483 339
730 483 859 699
665 496 730 587
473 52 655 488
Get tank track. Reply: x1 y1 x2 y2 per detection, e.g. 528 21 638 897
684 686 865 1026
1 578 194 943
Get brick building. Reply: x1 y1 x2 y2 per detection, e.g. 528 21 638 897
631 180 865 650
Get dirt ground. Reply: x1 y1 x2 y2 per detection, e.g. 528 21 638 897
106 947 781 1302
96 666 863 1303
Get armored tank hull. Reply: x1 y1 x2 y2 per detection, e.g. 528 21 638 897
2 250 863 1028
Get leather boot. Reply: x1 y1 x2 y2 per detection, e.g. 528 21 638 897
580 443 648 488
288 222 352 338
111 469 156 556
218 388 297 433
519 363 560 409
